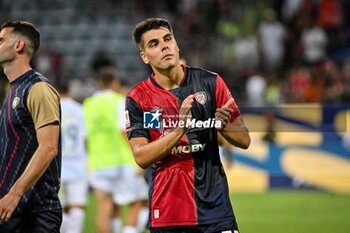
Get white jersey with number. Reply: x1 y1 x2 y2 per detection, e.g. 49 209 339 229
61 97 88 182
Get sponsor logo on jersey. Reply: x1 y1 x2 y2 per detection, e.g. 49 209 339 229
171 143 206 154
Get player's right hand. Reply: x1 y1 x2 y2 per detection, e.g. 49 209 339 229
215 98 234 130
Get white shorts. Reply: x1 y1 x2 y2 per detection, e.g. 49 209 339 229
90 165 148 205
59 180 89 208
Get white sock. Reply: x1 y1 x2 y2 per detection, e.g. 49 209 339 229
137 207 149 232
61 213 69 233
67 208 85 233
112 218 123 233
123 226 138 233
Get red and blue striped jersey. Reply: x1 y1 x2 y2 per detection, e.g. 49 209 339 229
126 66 240 227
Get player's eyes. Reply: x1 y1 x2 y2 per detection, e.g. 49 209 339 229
149 42 157 47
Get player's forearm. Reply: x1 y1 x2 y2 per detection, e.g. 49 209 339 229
131 127 187 169
220 128 250 149
219 115 251 149
8 145 58 198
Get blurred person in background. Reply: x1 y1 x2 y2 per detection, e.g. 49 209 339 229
57 81 88 233
90 49 114 74
83 67 148 233
0 20 62 232
126 18 250 233
258 8 287 71
300 17 328 66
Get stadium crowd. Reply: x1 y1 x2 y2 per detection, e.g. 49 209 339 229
0 0 349 106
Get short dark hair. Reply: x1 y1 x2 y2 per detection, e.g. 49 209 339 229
96 66 118 87
0 20 40 55
132 18 173 50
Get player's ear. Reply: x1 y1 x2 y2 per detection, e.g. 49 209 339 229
140 51 149 64
15 40 25 53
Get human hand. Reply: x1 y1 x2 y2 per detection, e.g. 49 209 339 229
177 94 195 131
215 98 234 130
0 192 21 223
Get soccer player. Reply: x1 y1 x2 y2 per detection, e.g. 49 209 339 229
0 20 62 232
83 67 148 233
58 81 88 233
126 18 251 233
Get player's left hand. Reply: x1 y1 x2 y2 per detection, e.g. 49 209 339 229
0 192 21 223
215 98 234 130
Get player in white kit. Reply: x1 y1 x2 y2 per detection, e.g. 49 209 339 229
58 81 89 233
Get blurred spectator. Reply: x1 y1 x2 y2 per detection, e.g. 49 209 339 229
286 65 311 102
300 17 328 65
321 59 343 103
265 71 282 106
34 48 64 85
281 0 303 24
246 73 267 107
303 72 325 102
341 59 350 102
70 77 96 103
317 0 342 54
35 49 52 77
233 32 259 71
258 8 287 70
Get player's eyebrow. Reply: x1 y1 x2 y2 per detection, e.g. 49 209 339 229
147 38 158 47
146 32 173 47
163 32 172 37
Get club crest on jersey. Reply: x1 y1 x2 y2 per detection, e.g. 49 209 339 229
12 97 20 109
194 91 207 105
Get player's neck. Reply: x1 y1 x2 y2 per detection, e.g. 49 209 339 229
3 59 32 83
153 65 184 90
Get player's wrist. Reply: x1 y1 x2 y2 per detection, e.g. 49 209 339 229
8 185 24 200
172 126 188 134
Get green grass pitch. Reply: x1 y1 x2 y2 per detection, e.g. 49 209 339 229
82 190 350 233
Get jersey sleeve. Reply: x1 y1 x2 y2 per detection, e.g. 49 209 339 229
215 75 241 121
125 96 150 140
27 82 60 130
